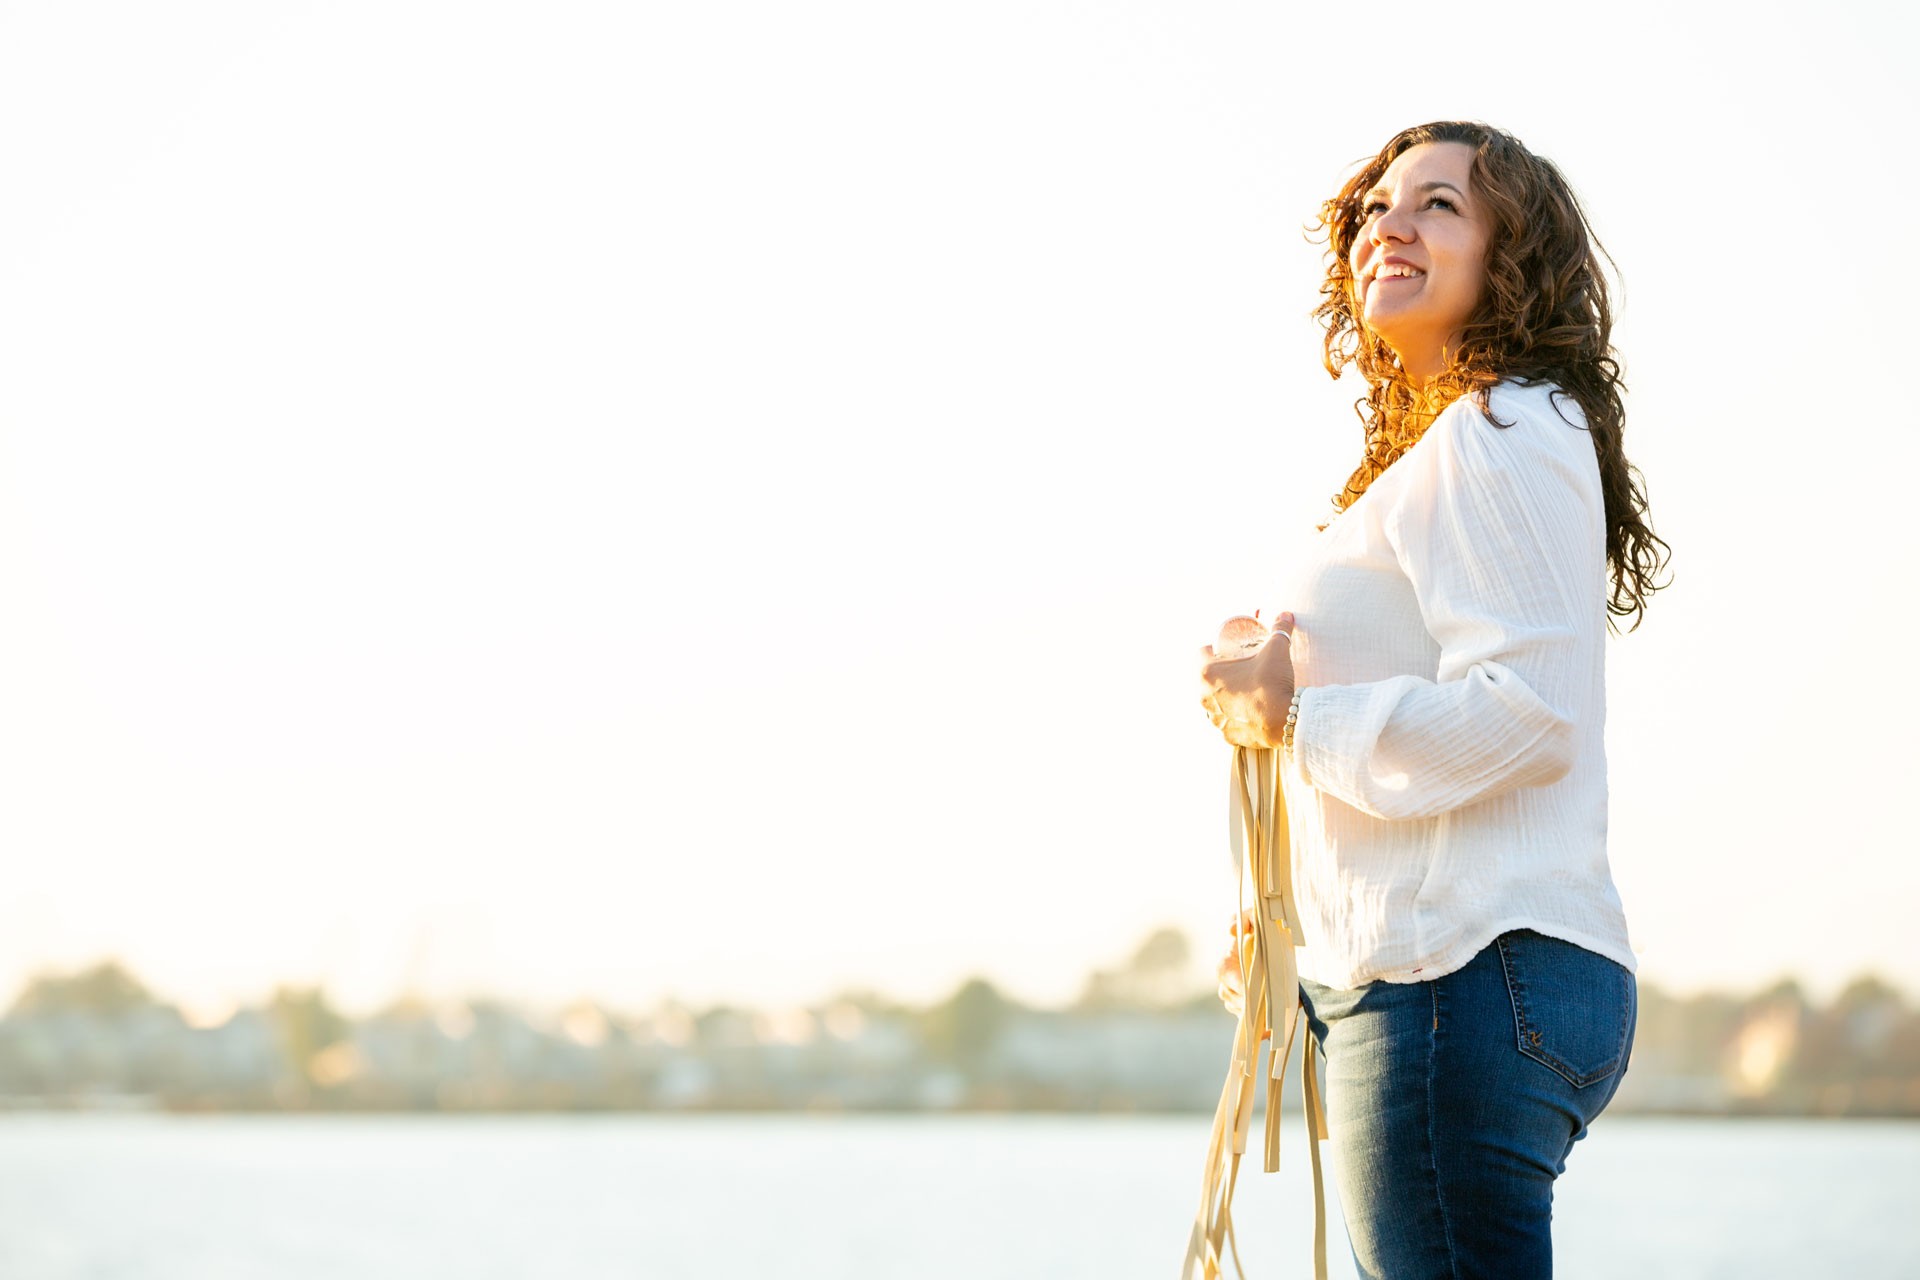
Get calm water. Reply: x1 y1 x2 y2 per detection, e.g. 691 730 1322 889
0 1113 1915 1278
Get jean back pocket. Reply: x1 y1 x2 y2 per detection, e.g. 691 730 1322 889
1495 930 1635 1089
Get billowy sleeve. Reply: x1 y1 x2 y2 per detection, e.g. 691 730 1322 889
1291 392 1603 821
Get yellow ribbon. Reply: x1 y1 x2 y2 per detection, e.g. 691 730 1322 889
1180 744 1329 1280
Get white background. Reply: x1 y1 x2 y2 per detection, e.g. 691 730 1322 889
2 0 1914 1019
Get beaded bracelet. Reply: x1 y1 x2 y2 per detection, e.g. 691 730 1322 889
1281 689 1303 759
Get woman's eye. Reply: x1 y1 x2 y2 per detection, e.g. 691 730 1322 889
1362 200 1387 217
1426 195 1457 212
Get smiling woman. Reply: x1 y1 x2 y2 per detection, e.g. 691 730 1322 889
1345 144 1490 384
1197 121 1672 1279
1313 122 1668 625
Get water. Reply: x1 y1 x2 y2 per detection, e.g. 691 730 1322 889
0 1113 1914 1278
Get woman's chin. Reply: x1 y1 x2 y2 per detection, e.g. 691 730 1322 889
1361 301 1408 338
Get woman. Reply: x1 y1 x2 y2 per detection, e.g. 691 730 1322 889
1198 121 1669 1278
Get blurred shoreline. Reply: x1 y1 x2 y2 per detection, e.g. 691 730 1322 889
6 929 1918 1118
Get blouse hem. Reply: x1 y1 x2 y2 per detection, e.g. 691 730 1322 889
1298 916 1638 991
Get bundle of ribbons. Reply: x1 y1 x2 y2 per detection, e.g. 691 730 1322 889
1180 740 1329 1280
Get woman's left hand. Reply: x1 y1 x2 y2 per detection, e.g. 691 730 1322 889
1199 612 1297 749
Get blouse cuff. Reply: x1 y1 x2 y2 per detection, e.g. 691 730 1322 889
1289 685 1320 787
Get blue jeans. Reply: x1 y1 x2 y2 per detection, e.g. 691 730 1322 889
1299 930 1636 1280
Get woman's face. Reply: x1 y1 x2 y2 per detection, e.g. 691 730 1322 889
1347 141 1491 383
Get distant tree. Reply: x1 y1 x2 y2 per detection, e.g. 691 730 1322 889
1833 975 1905 1015
923 977 1016 1071
694 1005 757 1049
1126 927 1193 1009
268 986 349 1081
1791 974 1910 1100
1751 978 1808 1012
1831 975 1907 1060
825 988 914 1019
1074 926 1196 1011
8 961 156 1017
1073 967 1125 1012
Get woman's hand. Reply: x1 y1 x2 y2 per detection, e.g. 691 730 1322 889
1215 910 1270 1038
1199 612 1297 749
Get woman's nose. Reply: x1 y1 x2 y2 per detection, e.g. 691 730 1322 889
1371 201 1415 245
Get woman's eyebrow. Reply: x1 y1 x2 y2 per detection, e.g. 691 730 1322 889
1365 180 1468 204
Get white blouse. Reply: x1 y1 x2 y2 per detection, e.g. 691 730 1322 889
1280 379 1635 989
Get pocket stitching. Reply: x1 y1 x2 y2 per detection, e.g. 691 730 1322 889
1496 932 1630 1090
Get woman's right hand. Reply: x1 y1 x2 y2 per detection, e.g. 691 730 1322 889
1198 613 1297 749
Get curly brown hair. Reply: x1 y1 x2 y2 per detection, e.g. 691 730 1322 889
1313 120 1670 630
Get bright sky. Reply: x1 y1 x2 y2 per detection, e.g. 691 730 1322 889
3 1 1916 1021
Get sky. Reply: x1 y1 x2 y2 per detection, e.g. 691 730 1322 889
2 0 1917 1021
